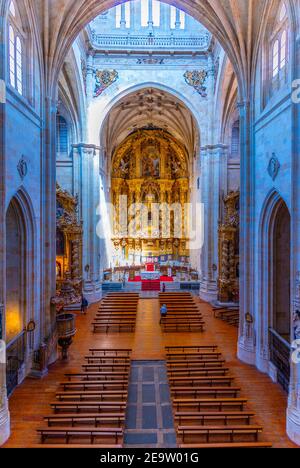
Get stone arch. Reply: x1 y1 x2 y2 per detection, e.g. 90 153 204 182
5 187 38 393
45 0 257 101
257 189 291 377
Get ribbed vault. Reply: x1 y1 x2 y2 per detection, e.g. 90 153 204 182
38 0 270 98
101 88 198 155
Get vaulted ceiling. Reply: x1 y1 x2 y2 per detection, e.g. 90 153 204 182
39 0 273 98
101 88 198 156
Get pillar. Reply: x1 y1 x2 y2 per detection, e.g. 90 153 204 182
287 34 300 447
199 145 227 302
237 100 256 366
72 144 102 303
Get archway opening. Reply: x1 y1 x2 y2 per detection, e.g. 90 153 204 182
5 199 26 395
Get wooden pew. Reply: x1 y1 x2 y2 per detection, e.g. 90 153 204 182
64 372 129 381
50 401 127 414
165 346 218 352
179 442 272 449
55 390 128 402
173 398 247 412
84 355 130 364
166 352 222 360
167 360 226 369
31 444 123 448
44 413 125 427
89 349 132 356
177 425 263 443
167 367 229 377
93 322 136 333
60 380 128 391
175 411 255 426
169 376 235 387
171 387 241 399
81 363 130 372
37 427 123 444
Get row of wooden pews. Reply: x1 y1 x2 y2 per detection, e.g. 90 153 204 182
159 292 205 332
166 346 272 449
213 306 240 328
35 348 132 447
93 293 139 333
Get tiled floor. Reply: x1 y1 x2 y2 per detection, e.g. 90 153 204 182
124 361 176 448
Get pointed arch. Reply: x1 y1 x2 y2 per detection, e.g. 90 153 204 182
257 189 291 382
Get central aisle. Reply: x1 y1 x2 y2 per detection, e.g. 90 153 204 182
132 299 164 360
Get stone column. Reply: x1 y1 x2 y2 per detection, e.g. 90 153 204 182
73 144 102 303
86 53 95 103
0 305 10 446
199 145 227 302
120 4 126 29
287 34 300 446
237 100 256 366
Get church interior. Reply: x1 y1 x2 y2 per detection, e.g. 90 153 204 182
0 0 300 449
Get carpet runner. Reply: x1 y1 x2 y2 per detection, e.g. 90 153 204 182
124 361 177 448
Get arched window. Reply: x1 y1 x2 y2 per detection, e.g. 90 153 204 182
116 2 131 28
141 0 160 27
170 6 185 29
272 40 279 78
231 121 240 157
8 1 24 96
56 115 69 156
271 2 288 81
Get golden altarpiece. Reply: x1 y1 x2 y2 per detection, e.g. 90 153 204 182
111 129 190 265
218 191 240 303
54 184 83 306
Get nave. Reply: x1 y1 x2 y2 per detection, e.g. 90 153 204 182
3 294 296 449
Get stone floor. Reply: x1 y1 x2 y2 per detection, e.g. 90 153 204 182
124 361 176 448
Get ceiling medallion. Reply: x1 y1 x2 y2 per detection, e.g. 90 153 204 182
184 70 208 97
267 153 280 181
17 156 28 181
94 69 119 98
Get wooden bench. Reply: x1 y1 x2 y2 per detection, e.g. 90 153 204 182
44 413 125 427
165 346 218 352
84 355 130 364
179 442 272 449
81 363 130 372
173 398 247 412
65 372 129 381
60 380 129 391
175 411 255 426
171 386 241 399
166 352 222 360
37 427 123 444
89 349 132 356
31 444 123 448
177 425 263 443
167 360 226 368
50 401 127 413
55 390 128 401
162 322 204 332
93 322 135 333
167 367 229 377
169 376 235 387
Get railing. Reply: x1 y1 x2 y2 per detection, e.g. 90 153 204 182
269 328 290 393
91 32 211 50
6 332 26 396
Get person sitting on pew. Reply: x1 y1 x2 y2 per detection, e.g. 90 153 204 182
160 304 168 324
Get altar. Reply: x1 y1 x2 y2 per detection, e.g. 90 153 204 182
140 271 161 280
